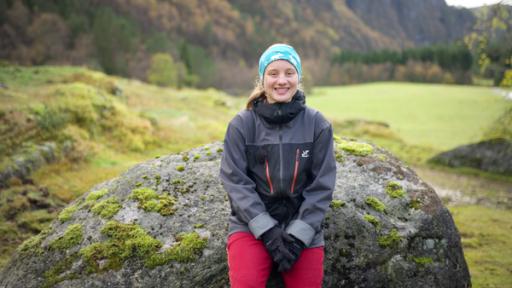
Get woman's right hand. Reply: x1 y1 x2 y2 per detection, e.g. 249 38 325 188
261 226 295 271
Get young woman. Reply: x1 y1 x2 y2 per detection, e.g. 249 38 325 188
220 43 336 288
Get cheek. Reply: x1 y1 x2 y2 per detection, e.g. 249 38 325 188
263 78 274 91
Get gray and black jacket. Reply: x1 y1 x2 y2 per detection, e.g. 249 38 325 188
220 91 336 247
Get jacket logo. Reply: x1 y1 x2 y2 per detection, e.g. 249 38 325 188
301 150 310 158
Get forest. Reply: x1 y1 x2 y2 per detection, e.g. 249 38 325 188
1 0 510 92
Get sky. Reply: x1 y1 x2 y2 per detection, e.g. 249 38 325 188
445 0 511 8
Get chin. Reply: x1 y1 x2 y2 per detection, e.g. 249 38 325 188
273 95 293 103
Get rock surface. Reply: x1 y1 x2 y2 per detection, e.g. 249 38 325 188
430 138 512 176
0 140 471 288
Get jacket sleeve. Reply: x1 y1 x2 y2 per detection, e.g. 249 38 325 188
286 123 336 246
220 117 277 239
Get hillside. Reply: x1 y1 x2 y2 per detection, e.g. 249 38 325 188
0 65 241 268
0 0 476 90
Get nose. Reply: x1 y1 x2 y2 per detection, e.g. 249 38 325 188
276 74 287 85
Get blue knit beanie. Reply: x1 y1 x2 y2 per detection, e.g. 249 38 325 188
258 43 302 80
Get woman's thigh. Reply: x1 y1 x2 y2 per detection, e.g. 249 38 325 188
227 232 273 288
281 246 324 288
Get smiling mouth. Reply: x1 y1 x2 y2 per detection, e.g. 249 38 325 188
274 88 289 95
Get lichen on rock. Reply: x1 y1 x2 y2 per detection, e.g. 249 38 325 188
335 137 374 156
365 196 386 213
377 228 401 248
49 224 83 251
385 181 406 198
58 204 78 223
80 220 162 273
90 197 122 219
130 187 177 216
145 232 208 268
84 188 109 206
330 199 345 209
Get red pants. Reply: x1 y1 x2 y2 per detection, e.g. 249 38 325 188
227 232 324 288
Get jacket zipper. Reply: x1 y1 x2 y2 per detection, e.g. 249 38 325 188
278 123 283 195
290 148 300 194
265 158 274 194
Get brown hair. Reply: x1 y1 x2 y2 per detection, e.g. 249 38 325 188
246 78 265 110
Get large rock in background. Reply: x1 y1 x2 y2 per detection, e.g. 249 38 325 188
0 139 471 288
430 138 512 176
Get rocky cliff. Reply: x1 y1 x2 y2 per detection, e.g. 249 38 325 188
0 139 471 287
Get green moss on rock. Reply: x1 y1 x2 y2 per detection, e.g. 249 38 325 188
176 165 185 172
378 228 401 248
330 199 345 209
409 199 422 209
334 149 344 163
338 139 374 156
363 214 381 229
375 153 388 161
42 252 80 288
171 178 184 185
130 187 177 216
145 232 208 268
17 228 52 255
365 196 386 213
49 224 83 251
385 181 406 198
84 188 109 206
412 256 433 266
58 204 78 223
80 221 161 273
90 197 122 219
80 221 207 273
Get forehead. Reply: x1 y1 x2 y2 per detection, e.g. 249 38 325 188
266 60 295 71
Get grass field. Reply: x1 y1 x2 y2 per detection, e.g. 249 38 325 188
450 205 512 288
309 82 511 151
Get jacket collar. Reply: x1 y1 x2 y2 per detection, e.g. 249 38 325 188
253 90 306 125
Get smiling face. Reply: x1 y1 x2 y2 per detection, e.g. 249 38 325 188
263 60 299 104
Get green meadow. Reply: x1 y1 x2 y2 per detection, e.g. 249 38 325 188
309 82 510 151
1 67 511 287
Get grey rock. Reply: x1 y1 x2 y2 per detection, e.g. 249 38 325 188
430 138 512 176
0 142 58 188
0 140 471 288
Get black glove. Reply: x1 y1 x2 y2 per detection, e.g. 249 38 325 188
285 234 306 264
261 226 295 270
274 234 306 272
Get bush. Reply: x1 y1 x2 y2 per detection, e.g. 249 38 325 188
147 53 178 87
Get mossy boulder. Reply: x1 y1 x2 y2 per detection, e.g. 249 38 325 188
0 141 470 287
430 138 512 176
